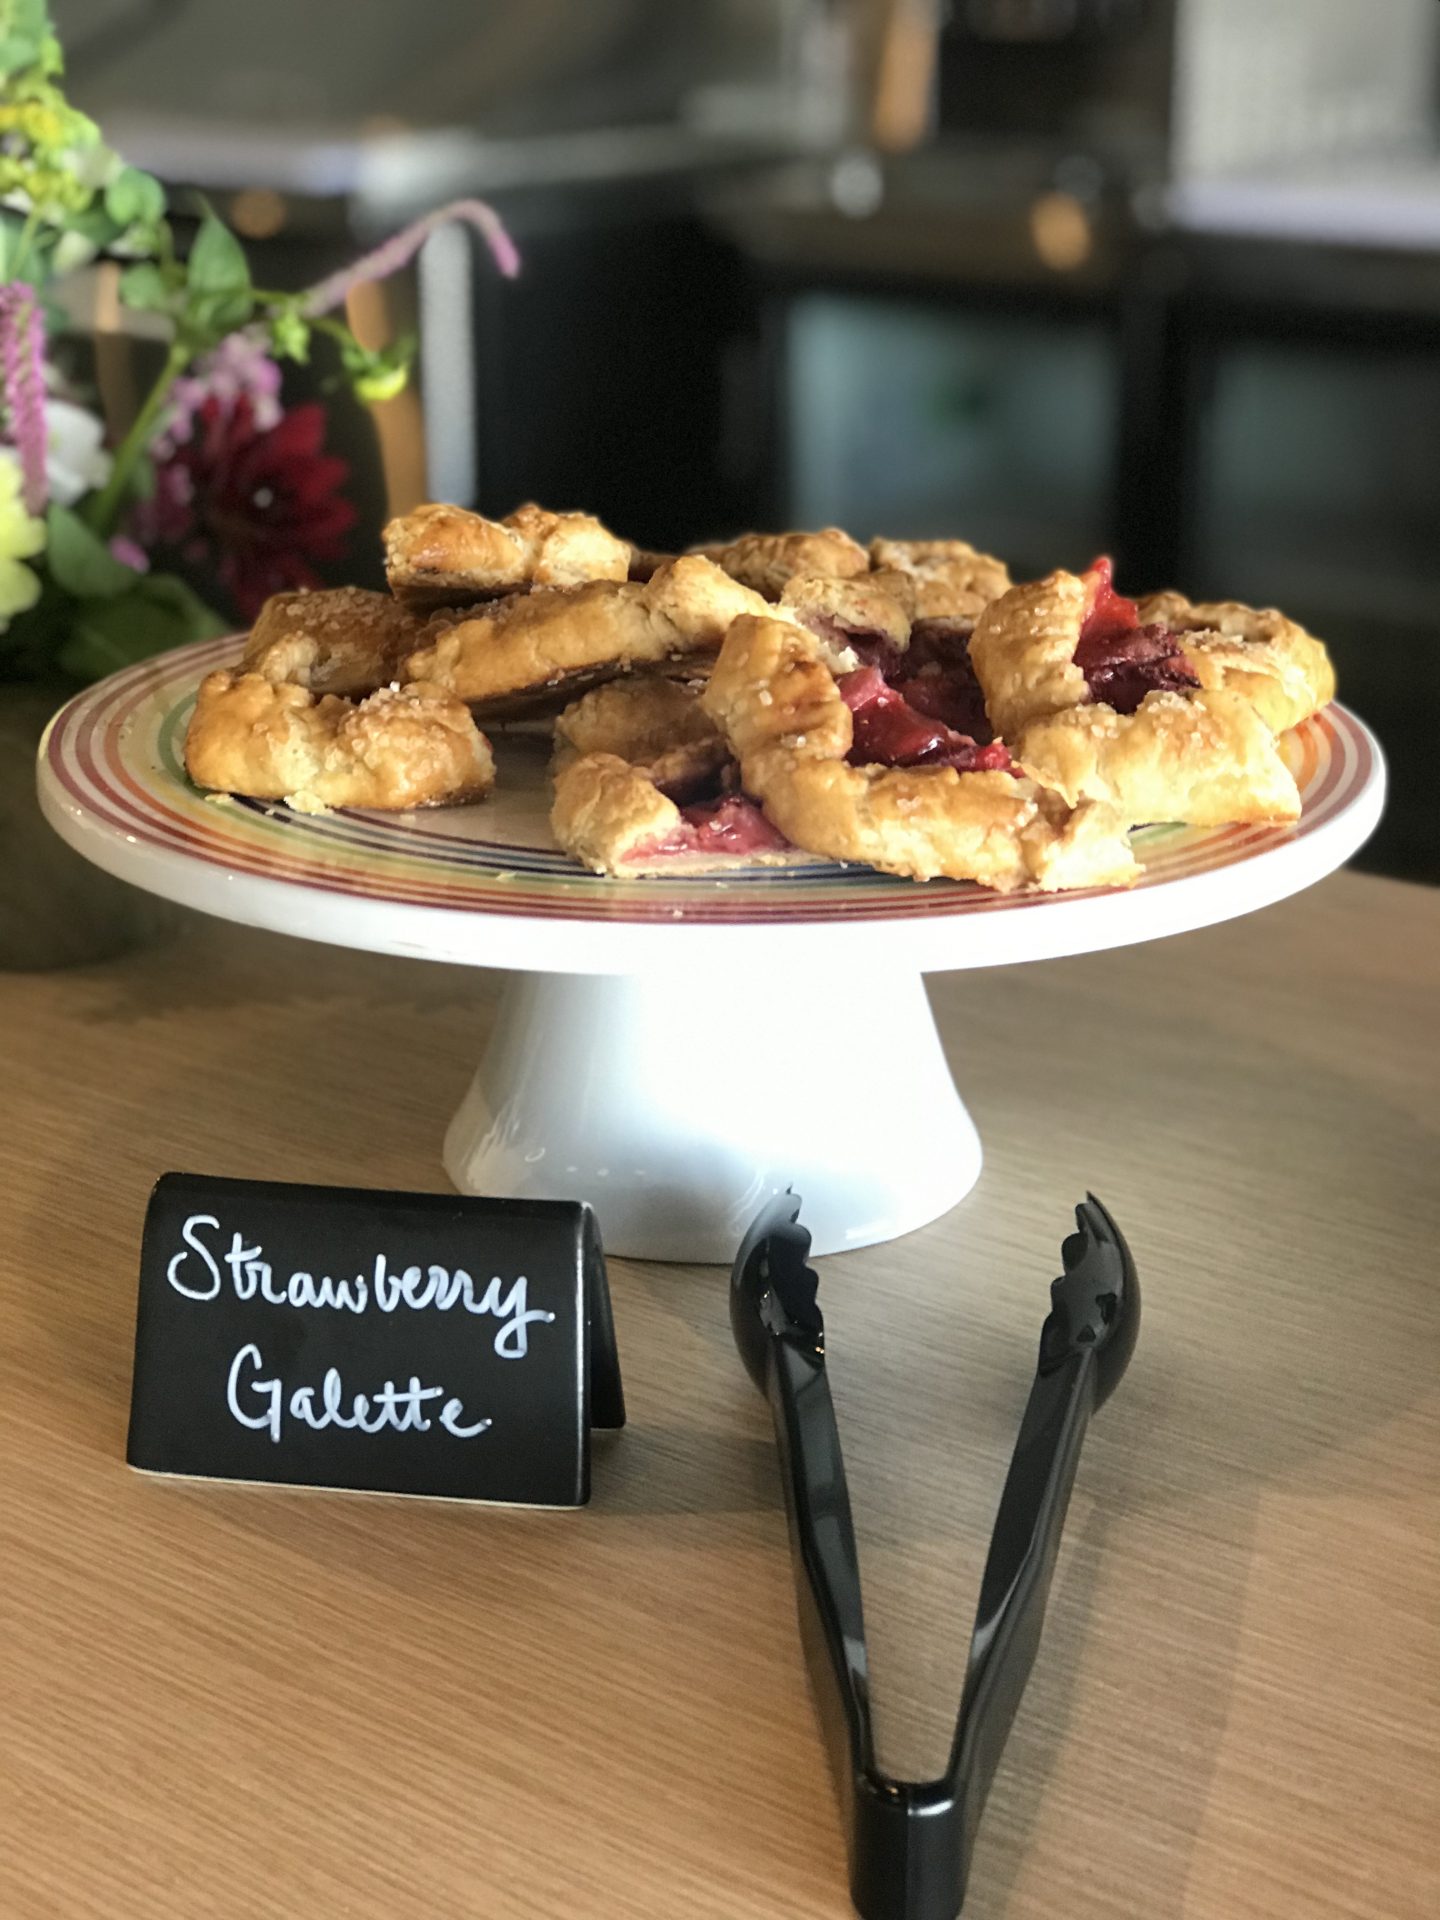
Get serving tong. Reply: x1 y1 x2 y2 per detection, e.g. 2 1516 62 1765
730 1192 1140 1920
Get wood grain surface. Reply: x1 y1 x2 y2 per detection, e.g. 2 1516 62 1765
2 870 1437 1920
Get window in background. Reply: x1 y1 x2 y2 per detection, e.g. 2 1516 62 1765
784 293 1117 574
1188 335 1440 881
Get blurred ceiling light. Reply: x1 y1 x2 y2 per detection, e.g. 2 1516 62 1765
830 151 885 220
1029 191 1092 271
230 188 287 240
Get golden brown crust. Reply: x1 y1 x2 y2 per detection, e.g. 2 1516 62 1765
1014 691 1300 825
383 501 631 607
701 616 1138 891
969 569 1091 738
401 555 772 709
184 671 495 813
1136 590 1336 733
868 538 1012 623
779 569 914 653
692 527 868 600
552 677 727 792
550 753 810 877
241 587 426 697
971 568 1305 825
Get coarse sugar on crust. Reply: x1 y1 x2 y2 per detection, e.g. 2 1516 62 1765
691 527 869 600
779 568 914 661
970 563 1305 825
1014 690 1301 826
241 586 429 697
552 677 728 794
868 538 1012 623
969 569 1092 739
400 555 773 712
701 615 1138 891
384 500 631 607
184 672 495 813
1136 590 1335 734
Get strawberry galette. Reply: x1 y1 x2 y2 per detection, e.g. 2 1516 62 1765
970 560 1302 827
384 501 631 608
240 586 426 697
701 615 1139 891
185 672 495 814
400 555 769 715
692 526 870 599
550 679 809 877
186 504 1336 892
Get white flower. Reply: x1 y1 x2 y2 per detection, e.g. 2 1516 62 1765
45 399 113 508
51 229 100 274
63 146 122 192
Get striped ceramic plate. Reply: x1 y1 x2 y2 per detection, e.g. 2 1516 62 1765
38 634 1385 973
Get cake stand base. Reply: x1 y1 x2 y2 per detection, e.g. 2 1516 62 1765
444 969 980 1262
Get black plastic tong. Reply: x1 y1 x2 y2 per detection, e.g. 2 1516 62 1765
730 1193 1140 1920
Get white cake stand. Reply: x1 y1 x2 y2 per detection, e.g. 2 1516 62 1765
38 635 1385 1260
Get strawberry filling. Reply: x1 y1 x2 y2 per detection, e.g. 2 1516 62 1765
1075 557 1199 715
891 618 994 742
839 666 1012 773
630 794 789 861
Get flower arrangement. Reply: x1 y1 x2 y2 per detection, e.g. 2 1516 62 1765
0 0 516 687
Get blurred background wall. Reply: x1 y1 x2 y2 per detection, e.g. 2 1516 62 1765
53 0 1440 879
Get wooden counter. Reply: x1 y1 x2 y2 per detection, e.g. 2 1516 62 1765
2 870 1437 1919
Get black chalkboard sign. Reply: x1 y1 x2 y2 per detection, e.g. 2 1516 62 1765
127 1173 624 1506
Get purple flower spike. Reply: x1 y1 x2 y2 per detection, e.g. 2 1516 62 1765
0 283 49 515
297 197 520 319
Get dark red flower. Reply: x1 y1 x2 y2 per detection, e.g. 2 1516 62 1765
136 393 357 621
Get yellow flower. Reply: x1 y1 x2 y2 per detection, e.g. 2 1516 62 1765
0 102 67 147
0 454 46 621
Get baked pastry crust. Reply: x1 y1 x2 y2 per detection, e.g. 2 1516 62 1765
383 501 631 608
969 569 1092 739
692 527 869 599
550 752 811 877
701 615 1138 891
1135 590 1335 733
184 671 495 813
401 555 772 710
971 566 1304 824
1014 690 1301 825
552 677 727 792
241 587 425 697
868 538 1012 623
779 568 914 656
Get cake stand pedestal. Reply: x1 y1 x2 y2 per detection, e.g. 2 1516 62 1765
37 635 1385 1261
445 968 978 1259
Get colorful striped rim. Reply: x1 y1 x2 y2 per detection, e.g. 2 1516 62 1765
42 634 1371 929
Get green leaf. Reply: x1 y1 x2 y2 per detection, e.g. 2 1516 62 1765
118 261 172 311
268 304 311 364
104 165 166 227
45 505 137 600
57 572 228 682
0 208 26 278
186 212 250 298
0 0 47 76
184 287 254 340
118 260 175 312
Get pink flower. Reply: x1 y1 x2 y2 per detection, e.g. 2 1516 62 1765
0 282 49 513
153 335 283 463
108 534 149 573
